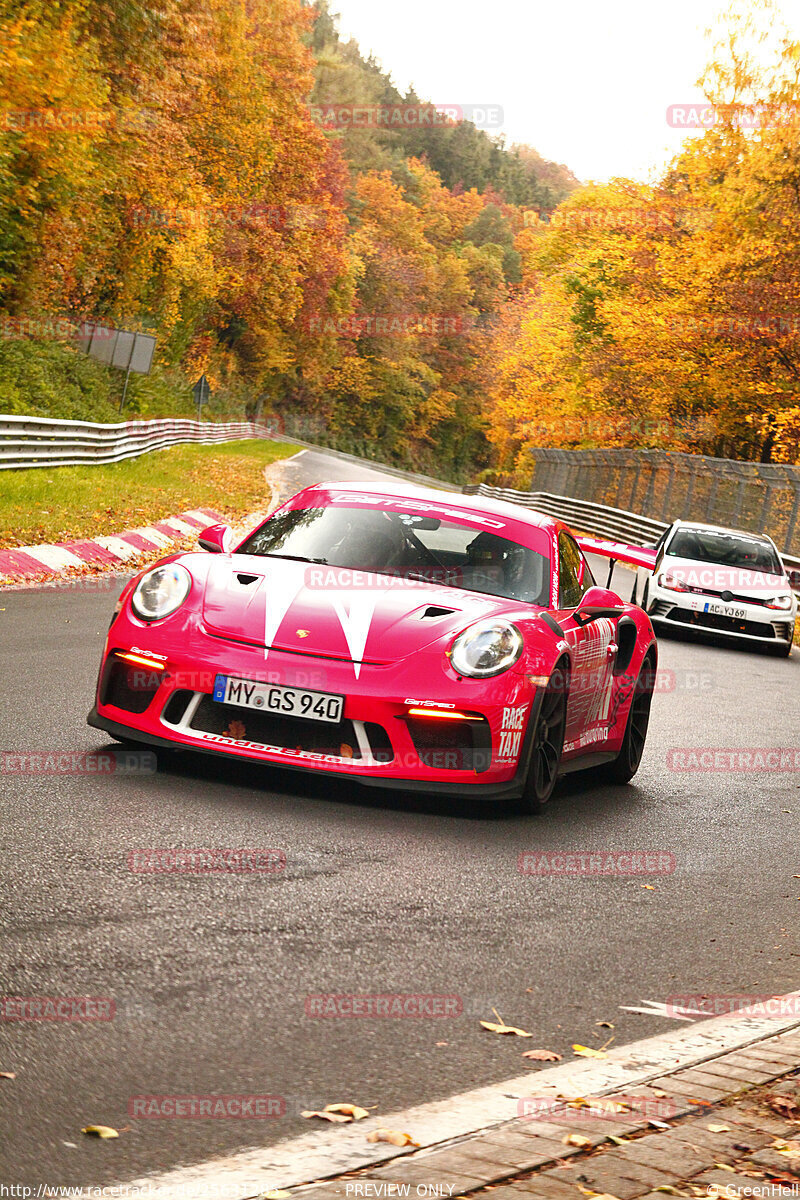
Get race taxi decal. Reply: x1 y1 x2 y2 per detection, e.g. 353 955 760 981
496 703 529 762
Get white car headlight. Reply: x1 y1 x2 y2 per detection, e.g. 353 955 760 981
658 572 689 592
131 564 192 621
450 619 523 678
765 593 793 611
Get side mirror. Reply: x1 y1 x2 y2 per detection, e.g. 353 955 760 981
198 523 233 554
573 585 625 626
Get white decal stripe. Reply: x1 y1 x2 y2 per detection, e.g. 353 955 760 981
331 592 377 679
263 561 307 660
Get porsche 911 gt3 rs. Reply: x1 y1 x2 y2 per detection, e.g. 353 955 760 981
88 481 658 811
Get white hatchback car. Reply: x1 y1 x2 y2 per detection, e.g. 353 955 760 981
633 520 797 656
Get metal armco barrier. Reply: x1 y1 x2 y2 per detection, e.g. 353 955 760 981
0 415 273 470
465 483 800 591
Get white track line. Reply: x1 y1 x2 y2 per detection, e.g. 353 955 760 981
116 991 800 1200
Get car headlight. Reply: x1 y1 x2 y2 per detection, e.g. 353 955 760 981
765 593 793 611
131 564 192 621
658 572 689 592
449 619 524 678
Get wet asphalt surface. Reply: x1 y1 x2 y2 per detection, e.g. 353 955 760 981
1 450 798 1188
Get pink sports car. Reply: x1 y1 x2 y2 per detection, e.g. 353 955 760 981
88 481 658 811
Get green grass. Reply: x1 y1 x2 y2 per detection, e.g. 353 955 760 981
0 439 298 547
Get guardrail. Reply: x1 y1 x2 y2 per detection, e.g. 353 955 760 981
465 483 800 592
0 415 273 469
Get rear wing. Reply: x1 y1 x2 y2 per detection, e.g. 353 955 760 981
575 535 658 573
575 535 658 593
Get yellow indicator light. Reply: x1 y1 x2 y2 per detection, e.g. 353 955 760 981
406 707 483 721
116 651 167 671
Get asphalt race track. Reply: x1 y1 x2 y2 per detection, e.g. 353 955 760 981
1 450 798 1188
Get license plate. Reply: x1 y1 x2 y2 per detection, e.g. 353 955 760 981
212 675 344 724
705 602 747 619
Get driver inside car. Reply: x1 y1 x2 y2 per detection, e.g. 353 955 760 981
326 511 407 570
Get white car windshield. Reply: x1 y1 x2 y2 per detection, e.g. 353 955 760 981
666 528 782 575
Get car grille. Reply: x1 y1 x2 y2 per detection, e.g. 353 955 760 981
771 620 794 642
650 600 673 617
100 657 161 714
404 713 492 773
188 694 367 758
668 609 776 639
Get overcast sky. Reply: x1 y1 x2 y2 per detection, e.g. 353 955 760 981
327 0 799 183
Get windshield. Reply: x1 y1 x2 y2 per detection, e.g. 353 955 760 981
666 528 782 574
239 505 551 604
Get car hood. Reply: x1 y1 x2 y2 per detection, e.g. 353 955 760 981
197 554 521 672
659 555 788 597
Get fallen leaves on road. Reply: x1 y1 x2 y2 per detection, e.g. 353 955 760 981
771 1138 800 1156
0 1071 15 1080
367 1129 419 1147
302 1103 370 1122
481 1008 532 1037
572 1044 607 1059
326 1104 370 1119
81 1125 119 1139
708 1124 732 1133
765 1094 800 1121
225 720 246 740
563 1133 593 1148
301 1110 351 1123
522 1049 562 1061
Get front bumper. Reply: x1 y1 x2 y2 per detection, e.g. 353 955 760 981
89 631 542 800
647 588 795 645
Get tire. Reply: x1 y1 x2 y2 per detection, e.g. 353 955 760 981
601 654 655 784
519 664 568 813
